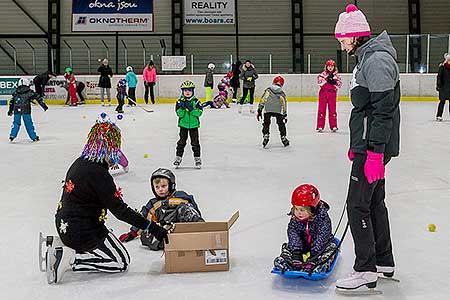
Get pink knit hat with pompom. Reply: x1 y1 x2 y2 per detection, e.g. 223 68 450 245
335 4 371 38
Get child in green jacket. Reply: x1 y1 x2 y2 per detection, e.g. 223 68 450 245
173 80 203 168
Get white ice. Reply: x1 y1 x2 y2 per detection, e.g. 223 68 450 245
0 102 449 300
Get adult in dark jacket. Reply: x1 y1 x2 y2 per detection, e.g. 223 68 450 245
436 53 450 121
33 71 56 98
8 81 48 142
204 63 215 102
334 4 400 291
97 58 113 106
45 116 170 284
239 60 258 113
230 60 241 102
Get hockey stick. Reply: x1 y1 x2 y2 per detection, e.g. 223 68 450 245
126 97 154 113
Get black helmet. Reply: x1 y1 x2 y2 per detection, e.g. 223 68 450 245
150 168 176 196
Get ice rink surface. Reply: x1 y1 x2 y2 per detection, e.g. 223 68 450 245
0 101 449 300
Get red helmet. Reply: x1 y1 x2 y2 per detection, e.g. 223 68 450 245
273 76 285 87
325 59 336 67
291 184 320 207
226 71 233 78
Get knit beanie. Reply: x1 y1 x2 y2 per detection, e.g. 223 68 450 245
335 4 371 39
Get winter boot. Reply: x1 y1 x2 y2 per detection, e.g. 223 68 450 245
281 136 290 147
262 134 269 148
376 265 395 278
336 271 378 290
194 157 202 169
173 156 182 167
46 243 75 284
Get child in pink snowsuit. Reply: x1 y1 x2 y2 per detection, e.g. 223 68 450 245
316 60 342 132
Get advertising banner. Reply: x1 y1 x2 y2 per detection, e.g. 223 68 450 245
72 0 154 32
184 0 235 25
161 56 187 71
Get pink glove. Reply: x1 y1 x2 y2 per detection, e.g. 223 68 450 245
119 230 138 243
364 151 385 184
348 149 354 161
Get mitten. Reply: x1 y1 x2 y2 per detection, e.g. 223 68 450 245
119 230 138 243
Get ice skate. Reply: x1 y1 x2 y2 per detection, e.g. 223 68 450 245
232 98 236 103
9 137 14 142
173 156 182 168
331 127 338 132
249 104 255 114
101 102 105 106
316 128 323 133
238 105 243 114
108 101 111 106
46 244 75 284
336 271 381 295
123 166 129 173
194 157 202 169
436 116 443 122
281 136 290 147
32 136 40 142
377 265 400 282
262 134 269 148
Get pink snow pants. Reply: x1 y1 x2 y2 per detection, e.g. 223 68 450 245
118 149 129 168
317 83 337 130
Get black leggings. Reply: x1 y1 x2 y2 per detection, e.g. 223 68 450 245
144 82 155 104
436 99 449 117
239 87 255 105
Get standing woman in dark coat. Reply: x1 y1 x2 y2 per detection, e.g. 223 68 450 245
436 53 450 121
97 58 113 106
230 60 241 102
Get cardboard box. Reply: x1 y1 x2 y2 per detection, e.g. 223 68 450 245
165 211 239 273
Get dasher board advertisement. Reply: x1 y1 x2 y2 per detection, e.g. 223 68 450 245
72 0 154 32
184 0 235 25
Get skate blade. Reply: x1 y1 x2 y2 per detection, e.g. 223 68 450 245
336 287 382 296
39 232 54 272
378 274 400 282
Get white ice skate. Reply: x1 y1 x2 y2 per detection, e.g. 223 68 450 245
249 104 255 114
39 232 75 284
238 105 243 114
317 128 323 133
331 127 338 132
101 102 105 106
436 116 443 122
173 156 182 168
194 157 202 169
377 265 400 282
336 271 381 295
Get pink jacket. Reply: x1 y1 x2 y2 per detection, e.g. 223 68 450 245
317 71 342 89
143 67 156 83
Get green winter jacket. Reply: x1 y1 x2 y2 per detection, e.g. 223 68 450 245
175 96 203 129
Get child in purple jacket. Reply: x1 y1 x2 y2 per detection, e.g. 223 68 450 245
274 184 336 273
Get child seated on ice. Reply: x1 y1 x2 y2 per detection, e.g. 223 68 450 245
202 91 230 109
274 184 337 273
119 168 203 250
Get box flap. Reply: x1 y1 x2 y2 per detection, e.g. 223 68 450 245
227 211 239 229
172 222 228 233
166 231 228 251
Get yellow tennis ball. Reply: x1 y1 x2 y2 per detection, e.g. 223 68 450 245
143 154 148 158
428 224 436 232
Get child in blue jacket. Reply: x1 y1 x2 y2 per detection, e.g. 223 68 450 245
126 66 138 106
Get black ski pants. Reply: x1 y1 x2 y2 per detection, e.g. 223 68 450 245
262 112 286 137
346 153 394 272
176 127 200 157
436 99 449 118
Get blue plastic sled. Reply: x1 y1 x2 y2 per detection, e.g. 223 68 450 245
271 237 341 281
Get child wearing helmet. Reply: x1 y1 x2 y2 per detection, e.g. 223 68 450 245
256 76 289 147
316 60 342 132
174 80 204 168
119 168 203 250
115 79 127 113
125 66 137 106
204 63 215 102
64 67 78 106
273 184 335 273
202 90 230 109
217 72 232 98
7 79 48 142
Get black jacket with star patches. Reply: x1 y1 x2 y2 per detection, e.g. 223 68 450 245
55 157 150 252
